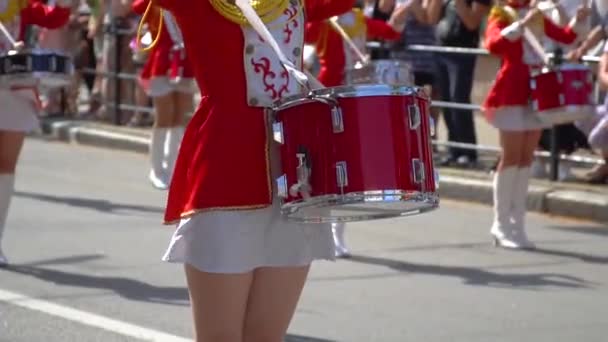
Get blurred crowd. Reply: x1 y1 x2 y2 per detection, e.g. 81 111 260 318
29 0 608 184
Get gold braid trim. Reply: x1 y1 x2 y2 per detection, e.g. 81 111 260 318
209 0 290 26
0 0 27 23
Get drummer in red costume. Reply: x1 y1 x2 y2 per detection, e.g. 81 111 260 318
0 0 71 267
132 0 196 190
483 0 588 249
147 0 354 339
305 4 408 87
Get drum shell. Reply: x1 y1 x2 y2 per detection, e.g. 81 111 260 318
530 64 595 124
271 85 437 222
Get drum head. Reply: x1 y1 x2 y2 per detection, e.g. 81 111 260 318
280 190 439 223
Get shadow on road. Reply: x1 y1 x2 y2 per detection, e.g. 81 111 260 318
343 254 592 289
286 334 336 342
547 225 608 237
3 264 189 306
14 190 164 214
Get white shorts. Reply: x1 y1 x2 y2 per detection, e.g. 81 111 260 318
162 121 335 274
486 106 550 132
141 76 197 98
0 89 40 132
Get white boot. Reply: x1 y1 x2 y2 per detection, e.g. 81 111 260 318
165 126 184 183
148 128 170 190
490 167 517 246
331 222 350 258
508 167 536 249
0 174 15 266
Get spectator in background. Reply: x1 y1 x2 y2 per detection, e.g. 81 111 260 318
434 0 491 168
391 0 443 137
364 0 397 59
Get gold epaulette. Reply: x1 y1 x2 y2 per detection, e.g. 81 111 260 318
488 5 518 24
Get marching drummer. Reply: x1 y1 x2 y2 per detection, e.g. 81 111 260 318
482 0 589 249
152 0 354 339
131 0 196 190
0 0 73 266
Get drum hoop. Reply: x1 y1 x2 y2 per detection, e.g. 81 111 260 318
272 84 423 110
279 190 439 223
532 63 591 77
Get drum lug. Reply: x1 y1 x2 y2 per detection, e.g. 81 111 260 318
559 94 565 106
408 104 421 130
557 72 563 84
532 100 539 112
530 79 536 90
276 174 288 198
331 106 344 133
336 161 348 192
289 148 312 199
272 121 284 144
429 116 436 137
412 159 425 184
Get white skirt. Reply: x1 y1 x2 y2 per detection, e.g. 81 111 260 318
0 89 39 132
162 119 335 274
140 76 197 98
487 106 550 132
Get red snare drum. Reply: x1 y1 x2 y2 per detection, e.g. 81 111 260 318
530 64 595 125
270 85 439 223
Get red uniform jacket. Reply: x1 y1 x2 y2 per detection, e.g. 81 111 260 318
157 0 354 224
305 9 401 86
132 0 194 83
483 4 579 115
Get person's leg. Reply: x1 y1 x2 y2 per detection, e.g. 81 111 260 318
508 129 542 249
149 93 175 189
491 130 524 247
449 55 478 164
185 265 253 342
242 266 310 342
165 91 192 181
331 222 349 258
0 130 26 266
436 58 457 164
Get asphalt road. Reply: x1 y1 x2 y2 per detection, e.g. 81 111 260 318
1 138 607 342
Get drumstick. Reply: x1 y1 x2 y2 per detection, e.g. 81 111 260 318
523 27 549 65
328 17 369 65
0 20 21 49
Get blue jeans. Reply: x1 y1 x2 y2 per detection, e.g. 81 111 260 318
437 54 478 161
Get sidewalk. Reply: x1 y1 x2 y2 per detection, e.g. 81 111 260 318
38 118 608 223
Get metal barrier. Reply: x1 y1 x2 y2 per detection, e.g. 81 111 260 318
72 32 605 180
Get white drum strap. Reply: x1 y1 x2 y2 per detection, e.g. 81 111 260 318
328 17 368 65
0 20 18 48
162 12 184 48
233 0 324 90
523 27 549 65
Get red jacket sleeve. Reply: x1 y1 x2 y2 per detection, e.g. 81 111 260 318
484 18 522 59
305 0 354 22
365 18 400 41
132 0 150 15
21 2 70 29
543 16 577 45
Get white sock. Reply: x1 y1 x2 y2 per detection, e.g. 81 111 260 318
0 174 15 246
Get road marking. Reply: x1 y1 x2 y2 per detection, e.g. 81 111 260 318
0 288 192 342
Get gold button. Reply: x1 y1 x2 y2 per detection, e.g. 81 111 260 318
292 47 301 57
245 44 255 54
249 97 259 106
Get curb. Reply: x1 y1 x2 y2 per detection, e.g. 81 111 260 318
38 119 608 224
